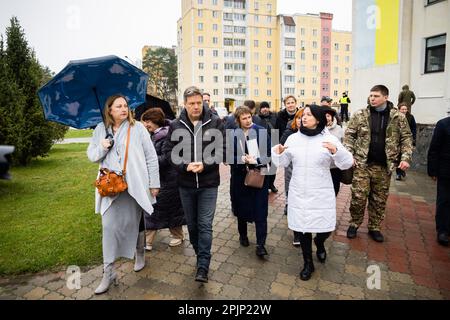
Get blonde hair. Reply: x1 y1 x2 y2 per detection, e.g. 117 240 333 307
103 94 136 128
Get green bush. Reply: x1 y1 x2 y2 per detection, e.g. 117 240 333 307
0 17 68 166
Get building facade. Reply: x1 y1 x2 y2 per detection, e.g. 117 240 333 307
177 0 352 112
352 0 449 124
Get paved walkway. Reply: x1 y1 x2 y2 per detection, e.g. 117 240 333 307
57 138 92 144
0 168 448 300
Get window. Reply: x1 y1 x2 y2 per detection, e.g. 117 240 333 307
346 44 350 51
199 76 204 83
266 65 272 72
213 37 218 44
213 24 218 31
313 53 318 61
285 50 295 59
285 38 296 46
334 55 339 62
198 36 204 43
300 65 306 72
254 27 259 35
285 63 295 71
285 88 295 95
299 77 305 84
334 90 339 97
267 77 272 84
198 10 203 17
267 29 272 36
254 1 259 10
267 90 272 96
313 41 318 49
427 0 444 4
312 66 318 72
254 77 259 85
312 90 317 97
312 77 317 84
234 63 246 71
266 16 272 23
213 50 219 57
198 23 203 31
334 79 339 85
254 15 259 23
213 0 218 5
334 43 339 50
267 53 272 60
267 3 272 11
345 79 350 87
254 89 259 96
313 29 318 37
254 65 259 72
225 76 233 82
334 67 339 73
301 28 305 36
213 63 219 70
267 41 272 48
212 11 219 18
345 56 350 63
214 76 218 83
285 76 295 83
300 90 305 96
199 49 204 57
425 34 446 73
254 52 259 60
224 38 233 46
198 63 204 70
234 39 245 46
254 40 259 47
198 0 203 4
285 25 295 33
301 52 305 60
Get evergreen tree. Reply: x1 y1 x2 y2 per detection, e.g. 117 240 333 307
1 17 67 165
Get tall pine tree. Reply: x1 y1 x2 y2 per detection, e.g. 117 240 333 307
1 17 67 165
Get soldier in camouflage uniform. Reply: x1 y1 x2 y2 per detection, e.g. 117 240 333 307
344 85 413 243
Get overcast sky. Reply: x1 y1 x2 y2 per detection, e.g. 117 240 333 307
0 0 352 73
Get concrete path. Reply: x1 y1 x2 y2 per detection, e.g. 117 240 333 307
0 168 448 300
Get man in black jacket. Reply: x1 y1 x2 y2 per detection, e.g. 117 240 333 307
164 86 226 282
428 115 450 247
276 95 298 138
256 101 279 193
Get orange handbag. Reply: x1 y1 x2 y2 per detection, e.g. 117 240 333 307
95 126 131 197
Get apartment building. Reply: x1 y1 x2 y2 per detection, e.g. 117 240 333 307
177 0 352 112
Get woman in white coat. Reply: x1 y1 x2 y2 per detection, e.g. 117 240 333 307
272 105 353 281
87 94 160 294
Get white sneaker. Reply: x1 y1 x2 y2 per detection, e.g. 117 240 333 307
145 244 152 251
169 238 183 247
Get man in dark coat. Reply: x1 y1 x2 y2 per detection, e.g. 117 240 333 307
276 95 298 138
255 101 278 193
164 86 226 283
428 115 450 247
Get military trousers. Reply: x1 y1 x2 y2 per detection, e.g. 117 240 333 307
349 164 391 231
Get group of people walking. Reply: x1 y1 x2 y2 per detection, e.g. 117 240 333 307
87 82 448 294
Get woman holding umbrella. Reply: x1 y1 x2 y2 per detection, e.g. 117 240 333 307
87 94 160 295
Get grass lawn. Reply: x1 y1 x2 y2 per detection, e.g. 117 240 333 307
64 129 94 139
0 144 102 275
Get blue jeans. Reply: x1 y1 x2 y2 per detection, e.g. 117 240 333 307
179 187 218 271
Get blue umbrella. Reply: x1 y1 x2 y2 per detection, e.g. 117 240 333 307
38 55 149 130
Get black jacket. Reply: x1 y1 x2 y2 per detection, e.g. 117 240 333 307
428 116 450 180
367 103 392 166
163 106 225 188
276 109 297 138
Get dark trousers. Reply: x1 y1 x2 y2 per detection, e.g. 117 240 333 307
268 173 277 188
296 232 332 257
238 218 267 246
179 187 218 271
330 168 342 197
396 168 406 178
436 179 450 235
340 105 349 122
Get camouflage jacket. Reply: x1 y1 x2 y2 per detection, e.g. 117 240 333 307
344 102 413 173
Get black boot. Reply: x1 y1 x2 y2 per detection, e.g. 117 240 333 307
300 254 315 281
314 237 327 263
298 233 315 281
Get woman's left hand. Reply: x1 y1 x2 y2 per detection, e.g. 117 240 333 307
243 154 257 165
150 188 160 198
322 142 337 155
